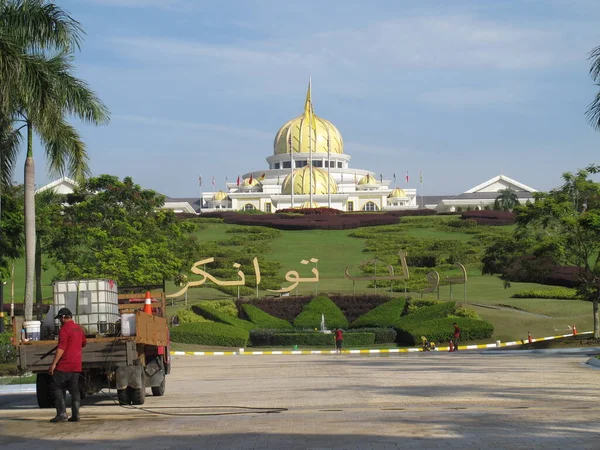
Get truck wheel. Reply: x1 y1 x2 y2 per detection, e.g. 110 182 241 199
36 373 54 409
117 388 131 405
130 374 146 405
151 376 166 396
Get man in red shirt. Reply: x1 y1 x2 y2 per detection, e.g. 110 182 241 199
452 322 461 352
49 308 87 422
334 328 343 354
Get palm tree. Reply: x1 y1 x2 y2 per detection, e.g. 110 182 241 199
1 1 109 320
586 45 600 130
494 188 520 211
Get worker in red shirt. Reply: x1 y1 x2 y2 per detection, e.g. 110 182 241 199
334 328 343 354
452 322 461 352
49 308 87 422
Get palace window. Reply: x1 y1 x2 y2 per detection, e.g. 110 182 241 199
265 203 272 213
347 201 354 212
313 160 323 167
274 163 280 169
296 160 307 168
337 162 343 168
243 203 256 211
282 161 291 169
362 201 379 211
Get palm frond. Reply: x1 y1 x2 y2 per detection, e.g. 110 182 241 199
0 116 22 188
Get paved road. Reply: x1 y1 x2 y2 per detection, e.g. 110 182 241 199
1 352 599 449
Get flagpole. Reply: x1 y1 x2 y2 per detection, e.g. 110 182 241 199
288 126 294 208
327 123 331 208
309 77 313 206
420 170 424 209
199 176 203 211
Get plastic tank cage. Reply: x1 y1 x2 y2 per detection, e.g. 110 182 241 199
52 279 119 335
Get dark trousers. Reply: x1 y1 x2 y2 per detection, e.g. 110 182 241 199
453 336 460 351
335 340 343 350
51 370 80 408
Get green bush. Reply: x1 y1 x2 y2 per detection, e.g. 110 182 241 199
398 301 456 326
511 288 581 300
198 300 239 317
350 328 397 343
175 307 212 325
350 298 406 328
293 296 349 329
406 298 441 314
242 304 292 330
170 323 249 347
447 218 477 228
452 306 480 320
192 303 257 331
268 332 375 347
396 318 494 346
0 333 16 364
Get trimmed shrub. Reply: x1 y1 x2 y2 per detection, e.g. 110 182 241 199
293 296 349 329
0 332 16 364
192 303 257 331
396 318 494 346
267 332 375 347
350 328 397 344
170 322 249 347
398 301 456 326
406 298 441 314
452 306 480 320
512 287 581 299
198 300 238 318
242 304 293 329
350 298 406 328
176 307 212 325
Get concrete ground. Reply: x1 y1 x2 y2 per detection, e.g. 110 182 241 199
1 352 600 449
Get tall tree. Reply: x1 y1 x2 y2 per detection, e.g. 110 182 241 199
494 188 520 211
586 45 600 130
0 1 109 320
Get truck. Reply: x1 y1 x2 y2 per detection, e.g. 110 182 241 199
12 281 171 408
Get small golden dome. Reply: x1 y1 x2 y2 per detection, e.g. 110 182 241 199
273 80 343 156
242 178 259 187
281 165 338 195
300 201 319 209
213 190 228 201
388 188 407 198
358 174 377 185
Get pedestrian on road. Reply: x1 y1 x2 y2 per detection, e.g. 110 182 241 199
49 308 87 422
452 322 461 351
335 328 343 354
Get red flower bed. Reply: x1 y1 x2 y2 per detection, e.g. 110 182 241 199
386 209 437 217
545 266 581 288
218 213 399 230
461 210 516 225
276 207 342 215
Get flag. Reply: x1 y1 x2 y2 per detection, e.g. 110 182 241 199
393 173 396 182
420 170 423 183
354 173 357 184
198 176 202 187
259 173 266 181
405 171 409 183
212 176 216 187
236 175 240 186
380 173 383 183
249 173 253 183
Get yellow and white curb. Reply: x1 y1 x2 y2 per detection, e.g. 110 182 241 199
170 331 592 357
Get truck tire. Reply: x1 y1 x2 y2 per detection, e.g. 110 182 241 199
117 388 131 405
36 373 54 409
151 376 165 396
130 374 146 405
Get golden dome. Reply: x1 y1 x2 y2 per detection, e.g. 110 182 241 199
242 178 259 187
300 201 319 209
273 80 343 156
388 188 407 198
281 165 338 195
358 174 378 185
213 191 228 201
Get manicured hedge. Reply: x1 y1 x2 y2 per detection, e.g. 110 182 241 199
192 303 257 331
170 322 250 347
241 304 293 329
293 296 349 329
396 301 456 327
176 307 212 325
512 287 581 299
395 318 494 346
350 328 397 344
350 298 406 328
198 300 239 317
267 332 375 347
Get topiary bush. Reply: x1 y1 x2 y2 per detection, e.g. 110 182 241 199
350 298 406 328
267 332 375 347
192 303 257 331
169 322 250 347
176 307 212 325
396 318 494 346
198 300 239 317
241 304 293 329
398 301 456 326
293 296 349 329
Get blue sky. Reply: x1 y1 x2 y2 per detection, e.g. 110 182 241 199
17 0 600 197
